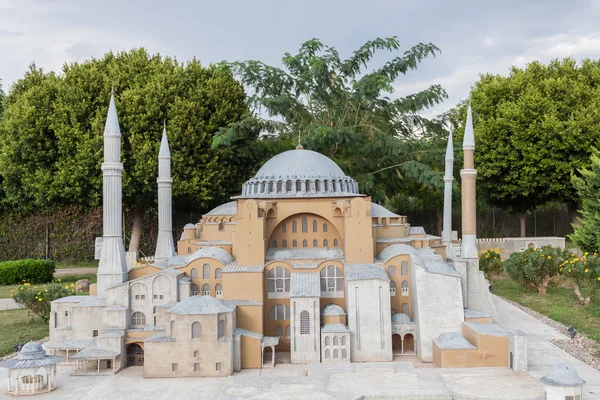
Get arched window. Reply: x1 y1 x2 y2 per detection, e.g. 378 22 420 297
323 223 328 232
218 320 225 337
401 280 409 296
194 350 199 358
170 320 176 337
333 349 339 358
324 239 329 247
303 239 308 247
191 268 198 279
296 180 302 192
286 181 292 192
192 322 202 338
315 180 320 192
334 239 339 247
293 239 297 248
272 240 277 248
388 266 396 276
215 268 222 279
267 267 291 294
285 325 290 339
324 180 329 191
325 336 330 346
313 239 318 247
300 310 310 334
268 304 290 320
215 283 223 297
305 180 311 192
313 220 318 232
342 348 347 358
203 264 210 279
276 181 283 192
402 303 409 314
341 337 346 346
260 182 265 193
325 349 330 359
282 224 287 233
401 261 409 276
320 265 344 294
276 325 283 338
333 336 339 346
302 216 308 232
268 181 274 192
188 247 191 253
191 284 198 296
131 312 145 327
202 284 210 296
390 281 397 296
282 240 288 248
292 220 297 233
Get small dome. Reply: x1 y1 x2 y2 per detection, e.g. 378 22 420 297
540 363 586 387
322 304 346 316
184 223 196 229
18 342 45 360
392 313 412 324
239 149 359 198
205 201 237 216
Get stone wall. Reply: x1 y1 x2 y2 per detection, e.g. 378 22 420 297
290 297 320 364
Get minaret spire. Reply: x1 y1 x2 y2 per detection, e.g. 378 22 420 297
154 122 175 266
442 130 454 259
460 104 478 258
97 89 128 296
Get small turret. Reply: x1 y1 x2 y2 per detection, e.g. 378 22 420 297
154 122 175 266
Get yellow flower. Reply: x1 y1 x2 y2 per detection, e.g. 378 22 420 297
45 290 48 292
24 283 30 286
585 269 589 273
38 298 42 302
20 288 23 291
71 283 75 287
65 285 69 289
598 277 600 281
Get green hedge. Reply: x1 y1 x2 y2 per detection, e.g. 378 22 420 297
0 259 55 285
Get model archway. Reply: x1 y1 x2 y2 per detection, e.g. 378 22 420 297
268 213 342 250
126 344 144 367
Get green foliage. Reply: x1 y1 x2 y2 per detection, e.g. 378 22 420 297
570 149 600 252
504 245 569 295
0 79 4 119
559 251 600 305
454 58 600 215
478 249 503 285
0 49 250 214
214 37 450 204
11 280 76 322
0 259 55 285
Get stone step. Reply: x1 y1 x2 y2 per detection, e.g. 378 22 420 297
463 308 492 324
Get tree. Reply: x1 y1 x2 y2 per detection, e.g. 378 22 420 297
454 59 600 236
0 79 4 119
0 49 251 252
570 148 600 252
559 251 600 306
504 245 569 295
213 37 449 204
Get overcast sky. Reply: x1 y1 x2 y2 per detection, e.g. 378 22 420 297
2 0 600 117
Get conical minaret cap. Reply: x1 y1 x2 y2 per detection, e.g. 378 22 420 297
445 131 454 161
463 104 475 150
104 89 121 137
159 122 171 158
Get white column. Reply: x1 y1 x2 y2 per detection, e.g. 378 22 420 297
154 123 175 266
442 130 455 260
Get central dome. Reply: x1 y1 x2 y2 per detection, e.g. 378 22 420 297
237 149 360 199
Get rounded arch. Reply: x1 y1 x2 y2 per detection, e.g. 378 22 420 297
215 268 222 279
131 312 146 327
388 265 396 276
266 264 292 296
131 282 148 300
126 343 144 366
190 268 198 279
266 213 343 253
152 275 169 296
192 321 202 338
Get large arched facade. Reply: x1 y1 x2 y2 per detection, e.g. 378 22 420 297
267 213 343 250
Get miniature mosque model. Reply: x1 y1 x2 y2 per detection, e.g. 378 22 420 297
44 91 525 378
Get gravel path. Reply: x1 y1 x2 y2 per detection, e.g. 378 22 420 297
499 296 600 371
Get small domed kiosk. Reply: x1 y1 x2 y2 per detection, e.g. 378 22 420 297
540 363 585 400
0 342 64 395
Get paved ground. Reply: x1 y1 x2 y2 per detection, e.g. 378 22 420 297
0 296 597 399
54 268 98 276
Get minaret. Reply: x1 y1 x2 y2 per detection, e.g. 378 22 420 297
460 104 478 259
442 130 454 259
154 123 175 266
97 89 128 296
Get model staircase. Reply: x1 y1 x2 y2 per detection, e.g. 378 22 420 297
432 309 509 368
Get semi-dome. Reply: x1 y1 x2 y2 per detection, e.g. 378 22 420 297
237 149 360 198
322 304 346 316
392 313 412 324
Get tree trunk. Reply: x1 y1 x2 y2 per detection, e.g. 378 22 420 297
128 204 145 253
568 200 581 228
573 286 591 306
520 213 527 237
537 276 550 295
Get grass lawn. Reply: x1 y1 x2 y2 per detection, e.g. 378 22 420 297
493 274 600 343
0 309 48 357
55 261 97 269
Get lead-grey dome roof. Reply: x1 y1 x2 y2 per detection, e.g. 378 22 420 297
540 363 586 387
236 149 360 199
322 304 346 316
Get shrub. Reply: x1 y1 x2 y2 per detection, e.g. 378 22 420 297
479 249 503 286
11 280 76 322
560 251 600 305
504 245 570 295
0 259 55 285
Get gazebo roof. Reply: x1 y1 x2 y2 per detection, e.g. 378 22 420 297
0 342 64 369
